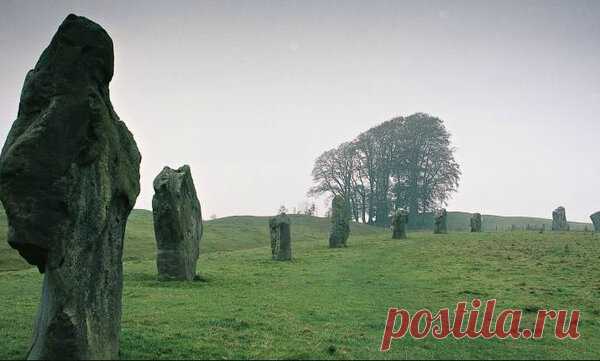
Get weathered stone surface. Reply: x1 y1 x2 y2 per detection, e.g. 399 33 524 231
552 206 569 231
391 209 408 239
269 213 291 260
329 195 350 248
470 213 482 232
0 14 140 360
590 211 600 232
433 208 448 234
153 165 203 281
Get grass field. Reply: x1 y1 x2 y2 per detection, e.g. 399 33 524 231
410 211 592 232
0 209 381 272
0 207 592 272
0 210 598 359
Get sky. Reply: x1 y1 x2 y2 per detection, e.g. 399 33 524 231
0 0 599 222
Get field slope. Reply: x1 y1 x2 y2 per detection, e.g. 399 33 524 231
0 209 598 359
0 209 382 272
412 211 591 232
0 208 592 272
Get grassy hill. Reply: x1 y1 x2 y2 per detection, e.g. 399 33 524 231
410 211 591 232
1 228 598 359
0 206 598 359
0 207 592 272
0 208 384 272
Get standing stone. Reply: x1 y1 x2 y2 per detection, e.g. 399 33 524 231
329 195 350 248
470 213 482 232
153 165 203 281
552 206 569 231
269 213 292 260
391 209 409 239
0 14 140 360
433 208 448 234
590 211 600 232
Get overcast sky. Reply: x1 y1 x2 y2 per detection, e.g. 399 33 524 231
1 0 599 222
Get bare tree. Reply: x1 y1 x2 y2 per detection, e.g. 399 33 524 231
305 203 317 216
308 142 356 214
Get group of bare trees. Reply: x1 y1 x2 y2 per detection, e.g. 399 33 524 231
308 113 461 227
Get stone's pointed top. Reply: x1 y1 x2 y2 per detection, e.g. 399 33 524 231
153 165 194 192
270 212 291 225
553 206 567 216
173 164 191 174
159 164 192 175
35 13 114 87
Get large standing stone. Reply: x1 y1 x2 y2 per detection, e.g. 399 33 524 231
0 14 140 360
153 165 203 281
552 206 569 231
329 195 350 248
470 213 482 232
590 211 600 232
433 208 448 234
269 213 292 260
391 209 409 239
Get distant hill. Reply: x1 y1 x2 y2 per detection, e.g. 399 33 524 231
408 211 592 232
0 207 592 272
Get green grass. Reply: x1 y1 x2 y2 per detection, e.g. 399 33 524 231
413 211 591 232
0 208 592 272
0 208 598 359
0 209 380 272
